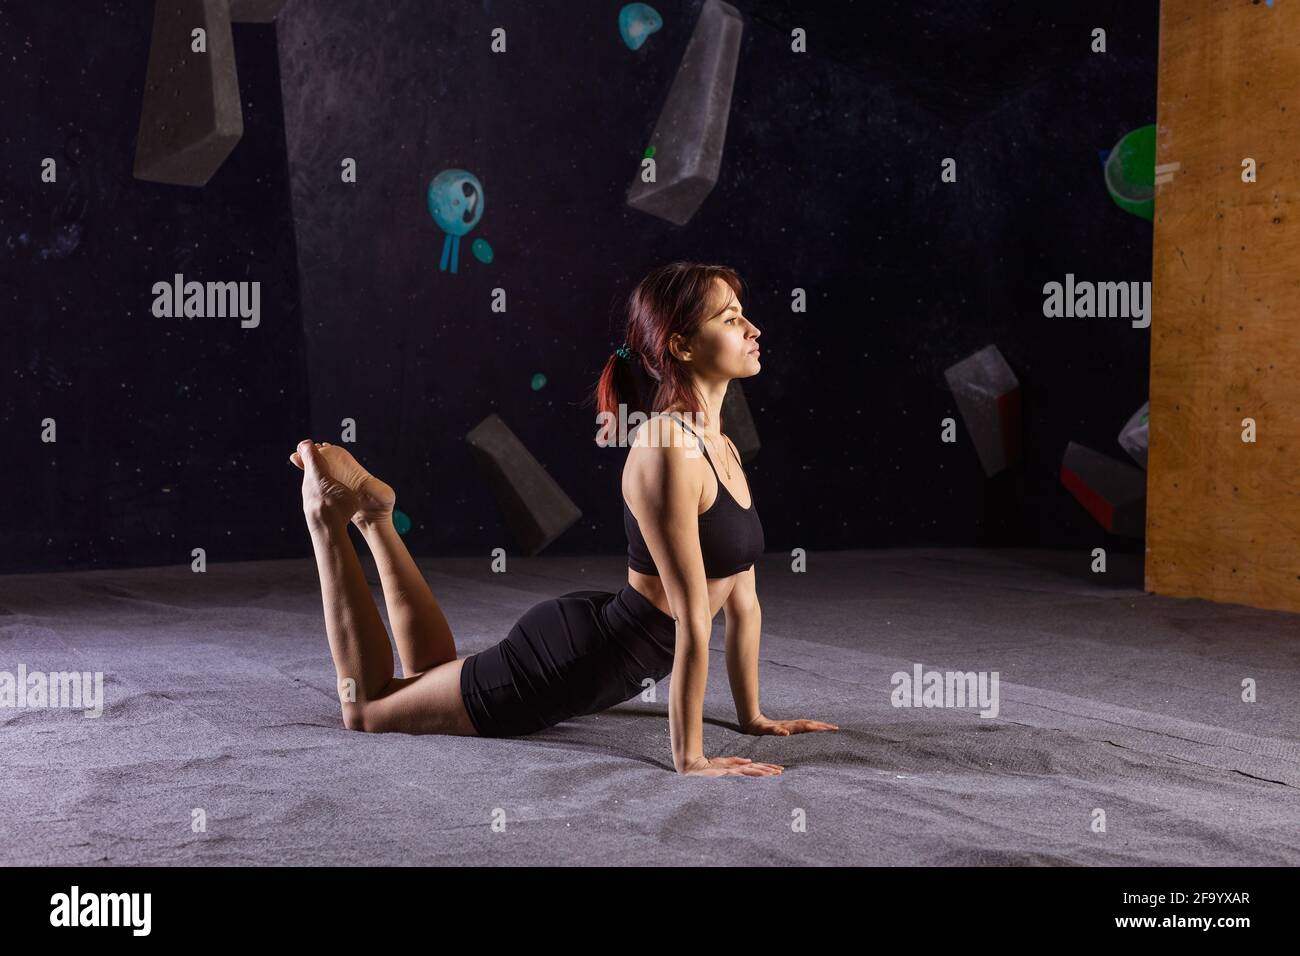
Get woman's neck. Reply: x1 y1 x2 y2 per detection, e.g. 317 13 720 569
667 408 720 440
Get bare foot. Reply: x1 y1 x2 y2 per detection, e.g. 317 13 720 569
292 440 357 529
289 441 395 526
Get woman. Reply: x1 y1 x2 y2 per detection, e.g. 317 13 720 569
290 262 838 776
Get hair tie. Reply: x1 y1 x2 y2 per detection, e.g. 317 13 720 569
615 342 635 360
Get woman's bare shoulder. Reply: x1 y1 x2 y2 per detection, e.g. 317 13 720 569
623 414 705 524
625 412 692 453
624 413 698 488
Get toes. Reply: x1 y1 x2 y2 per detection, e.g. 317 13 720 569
297 440 324 475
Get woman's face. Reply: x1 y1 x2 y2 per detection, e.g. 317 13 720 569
692 278 761 377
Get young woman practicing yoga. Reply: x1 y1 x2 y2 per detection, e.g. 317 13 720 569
290 262 838 776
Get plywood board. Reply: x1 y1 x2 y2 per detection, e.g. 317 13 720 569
1147 0 1300 613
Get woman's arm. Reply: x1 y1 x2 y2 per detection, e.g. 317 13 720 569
625 417 715 772
723 566 763 730
725 565 841 738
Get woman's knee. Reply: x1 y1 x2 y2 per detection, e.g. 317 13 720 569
341 701 369 732
340 668 474 736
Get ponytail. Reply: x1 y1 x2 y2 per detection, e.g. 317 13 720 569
593 347 656 447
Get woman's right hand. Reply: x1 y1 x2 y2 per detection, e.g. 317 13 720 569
678 755 784 777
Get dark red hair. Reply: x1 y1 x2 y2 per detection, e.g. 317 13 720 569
591 262 745 440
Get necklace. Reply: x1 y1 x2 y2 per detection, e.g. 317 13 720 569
669 412 735 479
703 432 733 480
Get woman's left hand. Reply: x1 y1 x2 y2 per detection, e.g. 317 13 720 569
740 715 839 736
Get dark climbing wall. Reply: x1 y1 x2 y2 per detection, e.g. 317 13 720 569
2 0 1158 574
1 1 306 574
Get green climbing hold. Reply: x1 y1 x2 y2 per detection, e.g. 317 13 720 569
1104 124 1156 222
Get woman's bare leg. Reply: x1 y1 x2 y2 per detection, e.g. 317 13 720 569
290 442 458 676
351 660 478 736
295 439 478 736
354 515 458 676
303 507 394 728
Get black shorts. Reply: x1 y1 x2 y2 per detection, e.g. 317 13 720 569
459 583 678 738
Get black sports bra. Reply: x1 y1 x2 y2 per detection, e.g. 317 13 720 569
624 414 765 578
